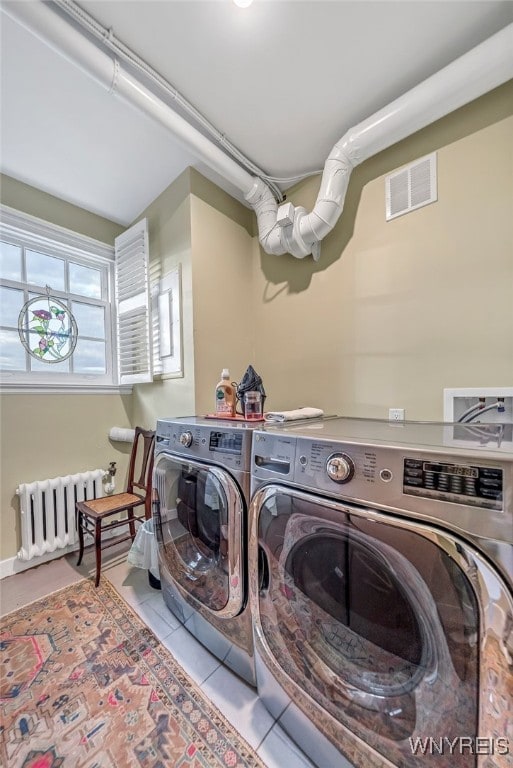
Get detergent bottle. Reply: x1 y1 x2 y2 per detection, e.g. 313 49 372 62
215 369 236 417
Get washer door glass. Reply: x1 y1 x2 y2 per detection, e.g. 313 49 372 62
154 455 244 615
256 489 480 767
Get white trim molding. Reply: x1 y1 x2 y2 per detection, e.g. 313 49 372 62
0 205 114 262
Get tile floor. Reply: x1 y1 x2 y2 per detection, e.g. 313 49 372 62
0 545 315 768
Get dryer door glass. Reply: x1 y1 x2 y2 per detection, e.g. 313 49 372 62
154 455 244 616
256 489 479 768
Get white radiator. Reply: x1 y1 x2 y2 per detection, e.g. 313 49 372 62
16 469 105 561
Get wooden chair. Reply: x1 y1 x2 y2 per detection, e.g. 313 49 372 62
76 427 156 586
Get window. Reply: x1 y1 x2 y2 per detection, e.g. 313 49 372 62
0 207 151 392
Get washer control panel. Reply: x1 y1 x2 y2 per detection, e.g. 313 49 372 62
403 457 503 510
155 418 253 471
250 429 512 544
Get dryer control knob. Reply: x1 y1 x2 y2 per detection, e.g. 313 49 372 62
179 430 193 448
326 453 354 484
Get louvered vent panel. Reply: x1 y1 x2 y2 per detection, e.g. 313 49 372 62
116 237 147 302
119 308 149 376
114 218 152 384
410 157 433 207
389 170 409 217
386 153 437 221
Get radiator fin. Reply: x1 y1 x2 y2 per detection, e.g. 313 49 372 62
17 469 105 561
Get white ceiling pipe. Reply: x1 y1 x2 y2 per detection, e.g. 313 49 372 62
247 23 513 260
3 2 513 261
2 0 114 90
1 0 255 197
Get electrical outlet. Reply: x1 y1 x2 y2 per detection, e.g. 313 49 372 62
389 408 405 421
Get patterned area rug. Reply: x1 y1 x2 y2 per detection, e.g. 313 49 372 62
0 579 265 768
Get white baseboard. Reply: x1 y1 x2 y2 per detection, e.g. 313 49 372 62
0 528 127 580
0 555 22 580
0 543 78 580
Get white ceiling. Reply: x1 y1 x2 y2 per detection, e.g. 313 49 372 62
1 0 512 226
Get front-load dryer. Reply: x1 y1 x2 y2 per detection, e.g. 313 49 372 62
153 416 260 686
249 417 513 768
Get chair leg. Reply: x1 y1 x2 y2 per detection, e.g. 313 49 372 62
94 519 102 588
128 509 136 540
77 510 84 566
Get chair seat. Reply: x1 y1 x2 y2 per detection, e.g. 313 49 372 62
77 492 145 519
76 426 155 587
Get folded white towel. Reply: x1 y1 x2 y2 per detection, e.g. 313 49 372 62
264 407 324 423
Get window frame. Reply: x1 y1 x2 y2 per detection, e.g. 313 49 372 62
0 205 132 394
153 264 183 379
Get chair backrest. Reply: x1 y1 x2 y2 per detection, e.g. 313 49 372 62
126 426 156 519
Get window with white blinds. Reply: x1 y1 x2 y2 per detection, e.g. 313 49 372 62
115 219 152 385
0 207 155 392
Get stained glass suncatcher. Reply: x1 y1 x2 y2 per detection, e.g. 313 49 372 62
18 292 78 363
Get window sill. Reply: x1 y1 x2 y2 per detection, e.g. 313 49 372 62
154 371 184 381
0 382 133 395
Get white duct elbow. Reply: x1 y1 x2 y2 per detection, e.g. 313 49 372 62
247 143 355 260
245 178 286 255
299 145 355 246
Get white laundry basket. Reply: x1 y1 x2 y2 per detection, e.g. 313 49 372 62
127 517 161 589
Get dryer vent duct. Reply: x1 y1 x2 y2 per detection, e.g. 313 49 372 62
246 23 513 260
3 2 513 261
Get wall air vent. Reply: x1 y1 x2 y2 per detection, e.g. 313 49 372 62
385 152 437 221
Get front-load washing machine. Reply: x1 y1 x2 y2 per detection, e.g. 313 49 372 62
153 416 260 686
249 418 513 768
